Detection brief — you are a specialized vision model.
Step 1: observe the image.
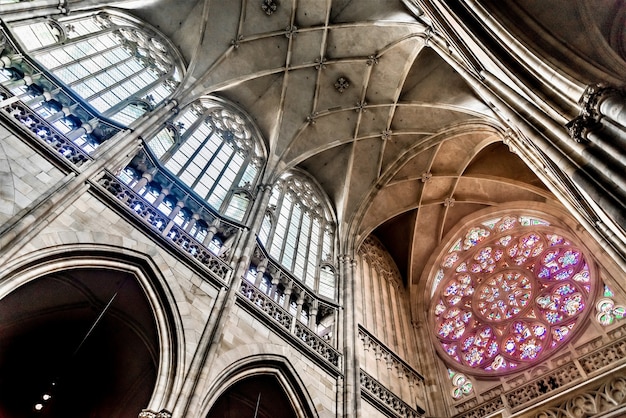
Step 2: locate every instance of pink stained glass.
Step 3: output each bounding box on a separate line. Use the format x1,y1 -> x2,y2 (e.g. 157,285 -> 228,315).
463,227 -> 490,250
430,215 -> 596,376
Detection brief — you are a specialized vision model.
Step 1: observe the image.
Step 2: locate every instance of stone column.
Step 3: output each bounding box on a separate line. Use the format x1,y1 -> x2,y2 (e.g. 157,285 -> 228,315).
151,188 -> 169,209
132,172 -> 153,193
184,213 -> 200,233
340,254 -> 360,417
282,282 -> 293,311
308,300 -> 318,330
162,200 -> 185,235
292,294 -> 305,332
202,219 -> 220,247
171,183 -> 274,417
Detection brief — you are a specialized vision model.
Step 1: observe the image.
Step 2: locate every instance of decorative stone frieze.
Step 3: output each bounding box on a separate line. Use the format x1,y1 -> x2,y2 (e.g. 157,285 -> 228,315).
533,376 -> 626,418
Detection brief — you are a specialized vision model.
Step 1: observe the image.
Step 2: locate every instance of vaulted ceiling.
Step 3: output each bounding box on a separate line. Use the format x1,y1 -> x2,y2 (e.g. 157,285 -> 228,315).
116,0 -> 620,286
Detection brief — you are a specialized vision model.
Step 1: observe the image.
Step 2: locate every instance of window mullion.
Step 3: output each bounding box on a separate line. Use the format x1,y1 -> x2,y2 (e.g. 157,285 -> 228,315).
177,127 -> 214,176
207,146 -> 237,198
161,114 -> 205,164
220,151 -> 250,211
101,70 -> 171,118
265,188 -> 284,252
193,140 -> 226,188
279,194 -> 296,266
80,61 -> 145,99
27,25 -> 111,55
41,40 -> 118,71
302,212 -> 314,287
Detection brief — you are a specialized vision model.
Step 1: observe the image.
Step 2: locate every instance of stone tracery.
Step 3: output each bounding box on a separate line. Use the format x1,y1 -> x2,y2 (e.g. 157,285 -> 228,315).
430,215 -> 596,376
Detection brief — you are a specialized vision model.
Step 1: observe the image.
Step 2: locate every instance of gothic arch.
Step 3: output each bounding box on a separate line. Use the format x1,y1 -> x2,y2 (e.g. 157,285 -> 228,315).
199,355 -> 319,418
0,245 -> 185,415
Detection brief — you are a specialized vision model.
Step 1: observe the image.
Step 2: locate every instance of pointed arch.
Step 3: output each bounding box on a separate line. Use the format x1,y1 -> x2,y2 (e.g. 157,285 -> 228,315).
199,355 -> 319,418
0,245 -> 185,414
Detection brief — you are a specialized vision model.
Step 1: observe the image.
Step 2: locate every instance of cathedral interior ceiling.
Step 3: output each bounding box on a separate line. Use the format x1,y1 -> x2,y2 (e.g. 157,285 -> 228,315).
114,0 -> 617,285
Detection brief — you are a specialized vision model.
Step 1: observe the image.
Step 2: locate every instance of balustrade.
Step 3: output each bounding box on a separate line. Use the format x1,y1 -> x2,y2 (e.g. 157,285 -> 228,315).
238,278 -> 341,369
98,170 -> 232,281
0,85 -> 92,167
360,369 -> 423,417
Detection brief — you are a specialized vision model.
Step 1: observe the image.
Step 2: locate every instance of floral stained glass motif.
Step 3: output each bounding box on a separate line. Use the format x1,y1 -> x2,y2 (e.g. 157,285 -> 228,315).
430,215 -> 595,376
448,369 -> 473,400
596,295 -> 626,326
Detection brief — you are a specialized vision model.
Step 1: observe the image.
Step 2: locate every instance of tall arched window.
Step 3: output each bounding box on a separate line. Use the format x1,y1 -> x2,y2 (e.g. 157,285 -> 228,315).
145,99 -> 265,223
260,172 -> 337,299
8,11 -> 182,124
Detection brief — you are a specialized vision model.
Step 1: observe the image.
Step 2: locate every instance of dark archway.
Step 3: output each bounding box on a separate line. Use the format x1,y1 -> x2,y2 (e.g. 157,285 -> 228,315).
0,268 -> 159,418
206,375 -> 298,418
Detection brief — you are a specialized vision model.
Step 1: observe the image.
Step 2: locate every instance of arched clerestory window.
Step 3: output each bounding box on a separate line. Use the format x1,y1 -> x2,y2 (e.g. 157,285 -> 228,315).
7,11 -> 182,125
144,98 -> 265,223
259,171 -> 337,300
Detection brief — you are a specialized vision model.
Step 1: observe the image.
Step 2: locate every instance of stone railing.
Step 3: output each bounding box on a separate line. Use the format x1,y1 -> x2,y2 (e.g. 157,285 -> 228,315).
360,369 -> 423,418
0,86 -> 92,167
240,280 -> 293,329
238,279 -> 341,369
293,322 -> 340,367
358,325 -> 424,387
97,170 -> 232,282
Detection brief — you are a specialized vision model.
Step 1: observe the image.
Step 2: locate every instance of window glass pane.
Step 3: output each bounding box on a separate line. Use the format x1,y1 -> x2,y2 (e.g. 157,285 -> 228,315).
319,266 -> 335,299
224,193 -> 249,221
282,203 -> 301,270
13,22 -> 60,51
110,102 -> 149,126
270,195 -> 292,259
259,214 -> 272,245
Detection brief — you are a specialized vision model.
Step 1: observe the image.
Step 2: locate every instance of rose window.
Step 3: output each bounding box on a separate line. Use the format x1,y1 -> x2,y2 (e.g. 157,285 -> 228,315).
430,215 -> 595,376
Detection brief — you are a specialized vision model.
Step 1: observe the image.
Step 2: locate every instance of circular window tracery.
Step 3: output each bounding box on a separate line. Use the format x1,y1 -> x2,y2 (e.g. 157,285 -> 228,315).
429,215 -> 595,376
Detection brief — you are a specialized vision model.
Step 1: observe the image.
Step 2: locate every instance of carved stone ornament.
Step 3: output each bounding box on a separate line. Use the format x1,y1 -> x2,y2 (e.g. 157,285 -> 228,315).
261,0 -> 278,15
138,409 -> 172,418
533,376 -> 626,418
334,77 -> 349,93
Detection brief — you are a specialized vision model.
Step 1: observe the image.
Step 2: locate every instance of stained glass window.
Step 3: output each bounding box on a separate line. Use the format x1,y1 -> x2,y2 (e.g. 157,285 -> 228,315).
430,215 -> 595,376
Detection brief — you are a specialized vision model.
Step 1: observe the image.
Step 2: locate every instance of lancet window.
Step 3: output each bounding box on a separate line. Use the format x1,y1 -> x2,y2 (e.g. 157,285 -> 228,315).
7,11 -> 182,125
145,100 -> 265,223
259,172 -> 337,300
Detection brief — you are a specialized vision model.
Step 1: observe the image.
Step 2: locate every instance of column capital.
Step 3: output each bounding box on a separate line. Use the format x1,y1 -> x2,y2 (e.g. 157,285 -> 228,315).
579,83 -> 624,122
338,254 -> 355,266
258,183 -> 274,193
565,115 -> 594,143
